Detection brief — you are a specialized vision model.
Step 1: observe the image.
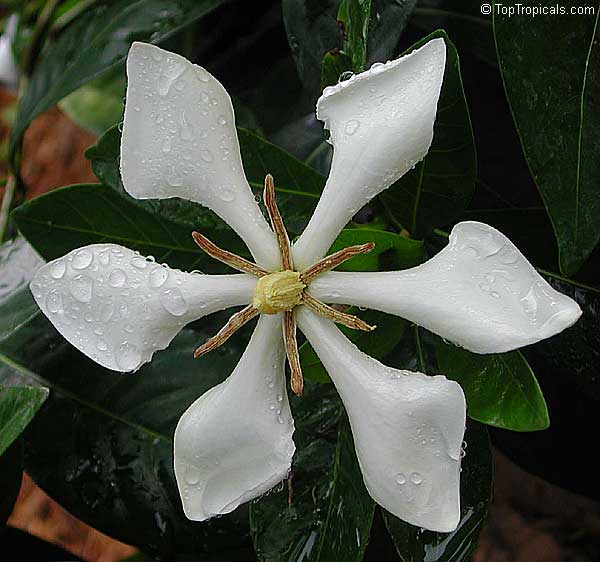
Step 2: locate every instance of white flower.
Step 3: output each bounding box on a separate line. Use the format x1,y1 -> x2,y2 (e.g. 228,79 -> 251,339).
29,39 -> 581,533
0,14 -> 19,91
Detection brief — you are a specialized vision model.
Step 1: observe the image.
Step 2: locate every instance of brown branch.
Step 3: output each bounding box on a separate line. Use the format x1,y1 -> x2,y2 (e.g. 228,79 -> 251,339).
192,231 -> 269,277
302,292 -> 376,332
300,242 -> 375,283
284,310 -> 303,396
263,174 -> 292,270
194,305 -> 259,359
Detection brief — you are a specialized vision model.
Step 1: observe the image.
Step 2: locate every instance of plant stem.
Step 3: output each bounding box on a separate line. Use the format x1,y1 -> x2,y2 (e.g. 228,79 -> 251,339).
50,0 -> 99,37
0,176 -> 16,243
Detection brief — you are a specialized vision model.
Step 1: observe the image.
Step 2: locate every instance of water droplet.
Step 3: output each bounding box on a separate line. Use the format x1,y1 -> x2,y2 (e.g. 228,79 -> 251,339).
151,49 -> 163,62
370,61 -> 386,74
108,268 -> 127,288
520,287 -> 538,317
219,188 -> 235,202
160,288 -> 188,316
479,282 -> 490,293
339,70 -> 354,82
200,91 -> 209,103
131,256 -> 147,269
70,275 -> 93,302
158,58 -> 186,96
149,267 -> 169,288
395,473 -> 406,485
217,114 -> 227,126
200,149 -> 214,162
46,290 -> 63,314
490,290 -> 500,299
116,341 -> 142,370
410,472 -> 423,485
344,119 -> 360,136
185,466 -> 200,485
174,79 -> 186,91
72,249 -> 93,270
323,86 -> 336,96
180,111 -> 193,140
162,137 -> 172,153
50,260 -> 66,279
97,249 -> 111,266
96,340 -> 108,351
196,67 -> 211,82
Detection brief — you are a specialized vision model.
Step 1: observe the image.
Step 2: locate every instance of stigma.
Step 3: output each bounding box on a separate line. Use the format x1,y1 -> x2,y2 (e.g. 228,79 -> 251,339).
253,271 -> 306,314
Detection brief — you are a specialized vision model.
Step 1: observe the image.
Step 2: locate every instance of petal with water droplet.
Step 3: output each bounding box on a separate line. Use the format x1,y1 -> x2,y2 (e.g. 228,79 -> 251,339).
121,42 -> 279,269
309,222 -> 582,353
292,39 -> 446,268
30,244 -> 256,371
297,308 -> 465,532
174,315 -> 295,520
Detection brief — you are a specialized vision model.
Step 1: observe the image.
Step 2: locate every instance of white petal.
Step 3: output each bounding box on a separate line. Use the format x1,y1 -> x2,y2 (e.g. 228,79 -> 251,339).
0,15 -> 19,90
29,244 -> 255,371
292,39 -> 446,269
174,314 -> 295,520
309,221 -> 582,353
121,42 -> 279,269
297,307 -> 465,532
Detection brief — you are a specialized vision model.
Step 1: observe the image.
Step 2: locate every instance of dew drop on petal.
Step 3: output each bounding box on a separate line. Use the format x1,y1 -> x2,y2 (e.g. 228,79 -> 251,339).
50,260 -> 66,279
395,473 -> 406,485
200,149 -> 214,162
116,341 -> 142,370
70,275 -> 93,302
45,290 -> 63,314
344,119 -> 360,136
219,188 -> 235,202
131,256 -> 148,269
108,268 -> 127,288
72,249 -> 93,270
149,267 -> 169,288
410,472 -> 423,485
184,466 -> 200,485
160,288 -> 188,316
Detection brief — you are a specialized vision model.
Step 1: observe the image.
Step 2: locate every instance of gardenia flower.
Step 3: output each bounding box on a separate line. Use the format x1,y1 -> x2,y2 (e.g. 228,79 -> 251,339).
29,40 -> 581,533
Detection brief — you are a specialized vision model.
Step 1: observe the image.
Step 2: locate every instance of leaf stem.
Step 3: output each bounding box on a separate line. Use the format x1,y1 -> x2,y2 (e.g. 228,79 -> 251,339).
0,175 -> 16,243
50,0 -> 99,37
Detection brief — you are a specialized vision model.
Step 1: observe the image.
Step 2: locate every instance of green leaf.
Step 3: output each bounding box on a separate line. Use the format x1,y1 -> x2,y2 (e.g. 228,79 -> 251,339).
10,0 -> 226,157
494,4 -> 600,275
410,0 -> 496,66
58,70 -> 125,136
436,343 -> 549,431
532,272 -> 600,401
12,183 -> 227,273
0,439 -> 22,524
0,315 -> 253,558
337,0 -> 372,72
367,0 -> 417,64
282,0 -> 342,98
86,124 -> 325,237
250,382 -> 375,562
321,49 -> 353,90
383,420 -> 492,562
300,311 -> 408,383
381,29 -> 476,237
0,386 -> 49,456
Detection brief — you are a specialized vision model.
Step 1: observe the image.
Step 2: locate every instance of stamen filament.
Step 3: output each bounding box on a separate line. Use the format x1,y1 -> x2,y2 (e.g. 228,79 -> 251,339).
194,305 -> 259,359
283,310 -> 303,396
300,242 -> 375,283
302,292 -> 376,332
192,231 -> 269,277
263,174 -> 293,270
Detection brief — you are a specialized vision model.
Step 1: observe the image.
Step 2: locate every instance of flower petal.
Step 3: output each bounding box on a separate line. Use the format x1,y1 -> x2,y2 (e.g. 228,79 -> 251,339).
309,221 -> 582,353
121,42 -> 279,269
30,244 -> 255,371
296,307 -> 465,532
292,39 -> 446,269
174,314 -> 295,520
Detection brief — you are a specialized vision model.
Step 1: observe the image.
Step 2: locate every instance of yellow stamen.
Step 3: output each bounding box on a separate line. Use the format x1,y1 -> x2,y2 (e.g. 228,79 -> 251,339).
253,270 -> 306,314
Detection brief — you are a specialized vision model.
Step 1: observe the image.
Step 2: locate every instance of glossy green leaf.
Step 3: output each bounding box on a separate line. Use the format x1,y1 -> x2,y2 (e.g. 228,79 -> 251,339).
58,70 -> 125,136
0,439 -> 22,524
338,0 -> 372,72
532,272 -> 600,401
321,50 -> 353,90
300,311 -> 408,383
494,4 -> 600,275
0,314 -> 253,558
10,0 -> 226,157
250,382 -> 375,562
410,0 -> 496,66
0,386 -> 48,456
381,30 -> 476,237
384,420 -> 492,562
86,124 -> 325,236
12,183 -> 226,273
367,0 -> 417,64
436,343 -> 549,431
282,0 -> 341,98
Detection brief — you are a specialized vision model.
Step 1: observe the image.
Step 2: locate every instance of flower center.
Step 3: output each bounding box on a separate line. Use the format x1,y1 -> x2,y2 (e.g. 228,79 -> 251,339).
253,270 -> 306,314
